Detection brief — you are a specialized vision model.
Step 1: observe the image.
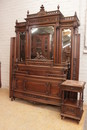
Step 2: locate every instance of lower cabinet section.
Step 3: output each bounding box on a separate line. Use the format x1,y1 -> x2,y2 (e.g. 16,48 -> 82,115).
61,104 -> 83,121
10,74 -> 64,106
10,90 -> 61,105
10,76 -> 85,123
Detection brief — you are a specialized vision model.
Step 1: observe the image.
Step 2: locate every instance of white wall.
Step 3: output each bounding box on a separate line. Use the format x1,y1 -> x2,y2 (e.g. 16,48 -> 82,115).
0,0 -> 87,103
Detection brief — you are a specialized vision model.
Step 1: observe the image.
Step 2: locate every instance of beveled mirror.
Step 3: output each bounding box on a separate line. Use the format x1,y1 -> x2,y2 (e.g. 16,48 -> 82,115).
30,26 -> 54,60
20,32 -> 26,61
62,29 -> 71,63
62,29 -> 71,79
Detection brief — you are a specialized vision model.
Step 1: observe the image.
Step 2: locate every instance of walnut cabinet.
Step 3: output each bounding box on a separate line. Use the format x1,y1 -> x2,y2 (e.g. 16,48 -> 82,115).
10,5 -> 80,106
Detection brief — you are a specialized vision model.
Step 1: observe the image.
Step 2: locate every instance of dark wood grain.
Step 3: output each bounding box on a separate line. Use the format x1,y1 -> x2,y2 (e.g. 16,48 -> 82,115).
10,5 -> 80,106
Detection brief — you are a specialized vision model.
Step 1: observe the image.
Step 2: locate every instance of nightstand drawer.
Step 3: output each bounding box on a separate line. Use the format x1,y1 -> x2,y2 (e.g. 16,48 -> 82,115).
61,105 -> 76,115
61,85 -> 82,92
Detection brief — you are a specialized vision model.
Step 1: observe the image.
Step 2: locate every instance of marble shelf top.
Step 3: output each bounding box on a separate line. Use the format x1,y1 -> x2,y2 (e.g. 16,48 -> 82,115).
61,80 -> 86,88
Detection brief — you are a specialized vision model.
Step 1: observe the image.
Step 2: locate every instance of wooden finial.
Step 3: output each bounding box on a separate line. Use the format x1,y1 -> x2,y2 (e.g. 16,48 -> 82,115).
74,12 -> 77,16
16,20 -> 18,24
40,5 -> 44,11
57,5 -> 60,10
27,10 -> 29,15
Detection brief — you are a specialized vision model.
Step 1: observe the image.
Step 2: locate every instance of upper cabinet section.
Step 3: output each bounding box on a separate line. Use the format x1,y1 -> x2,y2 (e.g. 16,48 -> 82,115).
14,5 -> 80,80
15,5 -> 80,31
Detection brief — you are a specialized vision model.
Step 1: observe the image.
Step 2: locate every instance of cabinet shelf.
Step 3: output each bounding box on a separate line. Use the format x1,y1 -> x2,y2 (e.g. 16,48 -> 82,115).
61,80 -> 85,122
63,99 -> 80,107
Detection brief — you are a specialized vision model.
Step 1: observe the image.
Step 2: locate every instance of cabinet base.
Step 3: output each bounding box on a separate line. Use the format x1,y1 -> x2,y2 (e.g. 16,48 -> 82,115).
61,111 -> 83,123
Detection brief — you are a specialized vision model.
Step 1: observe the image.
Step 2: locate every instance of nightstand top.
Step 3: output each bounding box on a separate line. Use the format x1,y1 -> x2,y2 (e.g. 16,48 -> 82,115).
61,80 -> 86,88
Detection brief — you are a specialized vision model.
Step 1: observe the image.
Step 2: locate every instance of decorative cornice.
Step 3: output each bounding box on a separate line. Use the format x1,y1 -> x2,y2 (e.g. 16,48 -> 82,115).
26,5 -> 64,20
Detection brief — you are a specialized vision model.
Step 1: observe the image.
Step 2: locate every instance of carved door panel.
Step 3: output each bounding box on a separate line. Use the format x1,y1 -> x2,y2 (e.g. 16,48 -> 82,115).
71,34 -> 80,80
25,80 -> 48,94
50,82 -> 61,97
61,105 -> 77,116
14,79 -> 24,90
14,77 -> 51,95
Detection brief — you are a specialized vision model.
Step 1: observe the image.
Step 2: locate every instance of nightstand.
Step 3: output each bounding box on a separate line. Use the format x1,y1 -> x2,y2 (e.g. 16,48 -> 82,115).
61,80 -> 85,123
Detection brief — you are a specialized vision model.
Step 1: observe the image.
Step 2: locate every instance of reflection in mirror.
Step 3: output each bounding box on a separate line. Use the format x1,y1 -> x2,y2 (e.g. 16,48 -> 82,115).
62,29 -> 71,63
31,26 -> 54,60
20,32 -> 25,61
62,29 -> 71,79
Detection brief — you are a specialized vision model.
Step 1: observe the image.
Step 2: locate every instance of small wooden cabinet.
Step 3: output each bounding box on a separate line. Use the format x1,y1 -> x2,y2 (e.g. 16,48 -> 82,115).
61,80 -> 85,122
10,5 -> 81,107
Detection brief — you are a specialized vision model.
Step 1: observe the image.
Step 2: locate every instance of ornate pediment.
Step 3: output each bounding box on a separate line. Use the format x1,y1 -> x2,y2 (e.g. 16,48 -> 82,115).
37,5 -> 47,16
26,5 -> 64,19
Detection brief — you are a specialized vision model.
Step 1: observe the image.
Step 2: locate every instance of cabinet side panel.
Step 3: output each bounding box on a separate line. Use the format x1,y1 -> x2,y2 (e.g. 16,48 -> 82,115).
9,37 -> 16,97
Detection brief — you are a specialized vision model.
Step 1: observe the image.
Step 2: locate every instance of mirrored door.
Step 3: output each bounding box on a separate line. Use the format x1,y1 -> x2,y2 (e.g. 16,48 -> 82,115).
31,26 -> 54,60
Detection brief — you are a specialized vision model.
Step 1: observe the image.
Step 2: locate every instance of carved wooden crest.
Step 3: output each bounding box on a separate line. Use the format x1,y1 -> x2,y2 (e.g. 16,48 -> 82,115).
37,5 -> 47,16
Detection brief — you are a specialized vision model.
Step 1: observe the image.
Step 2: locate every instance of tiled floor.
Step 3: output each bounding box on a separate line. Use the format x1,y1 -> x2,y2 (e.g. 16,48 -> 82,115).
0,88 -> 86,130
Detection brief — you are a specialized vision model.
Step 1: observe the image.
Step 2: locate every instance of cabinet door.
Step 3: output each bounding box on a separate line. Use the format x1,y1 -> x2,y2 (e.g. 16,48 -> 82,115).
71,34 -> 80,80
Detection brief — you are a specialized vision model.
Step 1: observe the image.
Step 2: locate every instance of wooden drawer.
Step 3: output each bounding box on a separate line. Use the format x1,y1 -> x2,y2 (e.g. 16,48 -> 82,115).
61,105 -> 77,116
61,85 -> 82,92
61,104 -> 83,120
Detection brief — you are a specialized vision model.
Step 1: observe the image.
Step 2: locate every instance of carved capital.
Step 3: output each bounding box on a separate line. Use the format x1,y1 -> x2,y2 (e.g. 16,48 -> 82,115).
56,23 -> 60,29
15,29 -> 17,33
26,26 -> 29,32
73,22 -> 78,28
